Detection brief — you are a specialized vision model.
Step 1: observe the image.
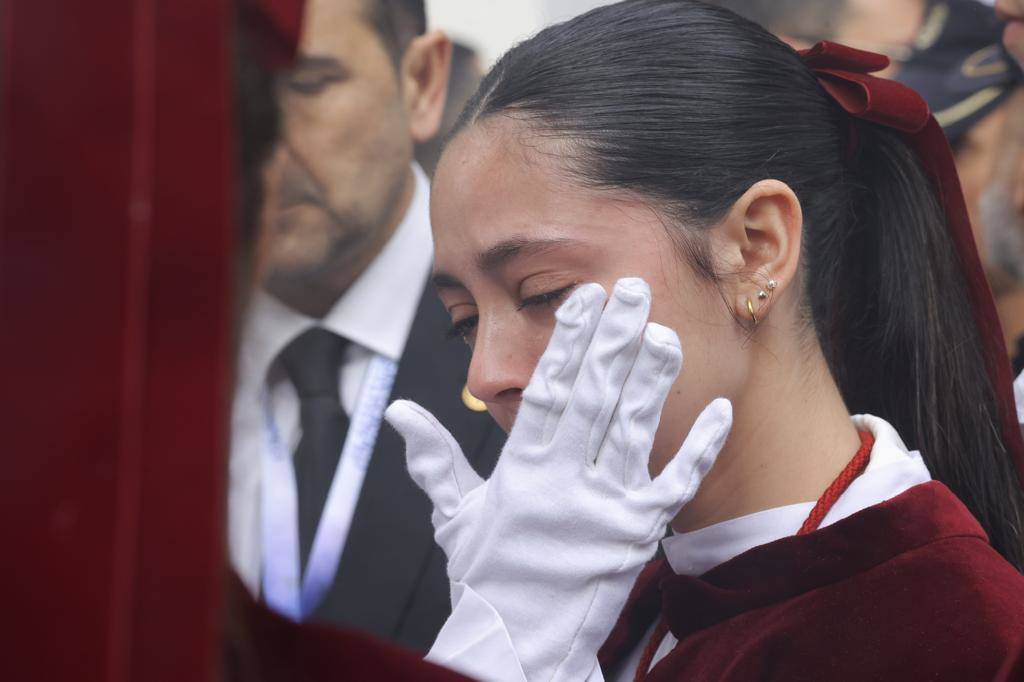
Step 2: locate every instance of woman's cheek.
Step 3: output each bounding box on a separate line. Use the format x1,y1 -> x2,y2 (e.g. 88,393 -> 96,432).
649,387 -> 691,476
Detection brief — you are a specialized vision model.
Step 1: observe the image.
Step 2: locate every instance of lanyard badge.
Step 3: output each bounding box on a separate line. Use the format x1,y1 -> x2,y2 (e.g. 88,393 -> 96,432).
260,354 -> 399,619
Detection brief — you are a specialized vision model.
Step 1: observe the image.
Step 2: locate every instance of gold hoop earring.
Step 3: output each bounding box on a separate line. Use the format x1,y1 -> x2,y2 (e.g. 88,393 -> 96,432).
747,298 -> 758,326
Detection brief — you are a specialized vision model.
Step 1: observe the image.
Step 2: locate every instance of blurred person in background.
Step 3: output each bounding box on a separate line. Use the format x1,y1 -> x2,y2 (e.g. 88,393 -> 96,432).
997,0 -> 1024,62
982,89 -> 1024,367
706,0 -> 926,75
415,41 -> 483,177
715,0 -> 1024,358
890,3 -> 1024,369
229,0 -> 502,651
992,1 -> 1024,368
893,1 -> 1021,277
224,11 -> 472,678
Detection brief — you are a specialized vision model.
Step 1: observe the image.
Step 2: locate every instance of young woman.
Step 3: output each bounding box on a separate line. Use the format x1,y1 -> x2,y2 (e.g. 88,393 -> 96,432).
385,1 -> 1024,679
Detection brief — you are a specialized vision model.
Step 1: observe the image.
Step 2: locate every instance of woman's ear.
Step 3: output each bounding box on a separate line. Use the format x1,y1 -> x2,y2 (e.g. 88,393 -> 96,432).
400,30 -> 452,144
708,179 -> 803,326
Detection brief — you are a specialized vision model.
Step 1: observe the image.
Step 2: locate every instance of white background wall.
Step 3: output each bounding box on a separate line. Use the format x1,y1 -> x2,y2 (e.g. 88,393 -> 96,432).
425,0 -> 997,68
426,0 -> 613,67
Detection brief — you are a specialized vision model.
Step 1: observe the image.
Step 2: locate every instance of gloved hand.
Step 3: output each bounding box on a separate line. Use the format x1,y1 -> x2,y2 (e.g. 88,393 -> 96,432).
385,278 -> 732,682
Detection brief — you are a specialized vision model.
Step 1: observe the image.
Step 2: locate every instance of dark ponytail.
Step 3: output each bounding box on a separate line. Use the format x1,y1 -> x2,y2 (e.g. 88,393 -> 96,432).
821,121 -> 1024,568
450,0 -> 1024,568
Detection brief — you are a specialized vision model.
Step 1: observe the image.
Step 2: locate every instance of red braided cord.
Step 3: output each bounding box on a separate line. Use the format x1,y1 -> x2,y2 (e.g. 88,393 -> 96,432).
797,431 -> 875,536
634,618 -> 670,682
634,430 -> 875,679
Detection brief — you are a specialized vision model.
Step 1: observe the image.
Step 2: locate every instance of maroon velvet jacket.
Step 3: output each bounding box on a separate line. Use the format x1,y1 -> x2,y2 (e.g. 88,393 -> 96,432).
599,482 -> 1024,681
223,571 -> 471,682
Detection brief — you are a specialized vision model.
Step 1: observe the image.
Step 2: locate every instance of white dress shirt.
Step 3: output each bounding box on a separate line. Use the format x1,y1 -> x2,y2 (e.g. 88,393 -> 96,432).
228,164 -> 433,593
613,414 -> 934,680
428,414 -> 934,682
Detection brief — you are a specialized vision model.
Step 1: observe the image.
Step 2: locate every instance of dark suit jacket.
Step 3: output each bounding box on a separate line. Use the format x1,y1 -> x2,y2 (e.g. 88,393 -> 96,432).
307,281 -> 504,651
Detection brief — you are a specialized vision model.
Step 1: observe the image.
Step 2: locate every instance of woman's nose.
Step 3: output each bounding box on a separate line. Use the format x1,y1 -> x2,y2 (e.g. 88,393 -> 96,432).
465,324 -> 535,411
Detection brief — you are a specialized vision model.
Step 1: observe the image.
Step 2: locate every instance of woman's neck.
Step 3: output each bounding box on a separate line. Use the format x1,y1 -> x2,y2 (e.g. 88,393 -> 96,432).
671,338 -> 862,533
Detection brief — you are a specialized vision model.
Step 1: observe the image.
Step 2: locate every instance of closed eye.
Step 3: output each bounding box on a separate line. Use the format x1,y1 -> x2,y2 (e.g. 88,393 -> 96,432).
444,284 -> 577,341
283,72 -> 344,95
445,315 -> 479,340
516,284 -> 578,311
281,55 -> 349,95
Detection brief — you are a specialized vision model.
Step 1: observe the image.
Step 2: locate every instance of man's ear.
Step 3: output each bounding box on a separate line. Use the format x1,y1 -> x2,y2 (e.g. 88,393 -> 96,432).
707,179 -> 803,324
400,29 -> 452,144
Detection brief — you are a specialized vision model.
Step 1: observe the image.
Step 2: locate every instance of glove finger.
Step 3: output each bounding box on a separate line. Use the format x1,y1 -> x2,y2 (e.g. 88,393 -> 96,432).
597,322 -> 682,489
432,484 -> 486,578
515,282 -> 607,446
384,399 -> 482,518
650,398 -> 732,512
557,278 -> 650,462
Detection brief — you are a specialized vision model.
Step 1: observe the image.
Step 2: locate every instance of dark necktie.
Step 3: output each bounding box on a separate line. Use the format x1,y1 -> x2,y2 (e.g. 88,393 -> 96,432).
278,327 -> 349,573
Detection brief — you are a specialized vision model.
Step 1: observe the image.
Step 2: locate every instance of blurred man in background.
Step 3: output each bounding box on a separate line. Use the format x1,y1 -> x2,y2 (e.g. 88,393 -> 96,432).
715,0 -> 1024,364
994,0 -> 1024,363
415,41 -> 483,177
707,0 -> 925,75
230,0 -> 502,651
997,0 -> 1024,62
985,89 -> 1024,368
893,1 -> 1021,261
892,1 -> 1019,280
889,2 -> 1024,367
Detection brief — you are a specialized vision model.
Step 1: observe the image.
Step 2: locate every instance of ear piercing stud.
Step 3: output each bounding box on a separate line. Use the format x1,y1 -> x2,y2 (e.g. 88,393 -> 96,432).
748,276 -> 777,326
757,277 -> 778,300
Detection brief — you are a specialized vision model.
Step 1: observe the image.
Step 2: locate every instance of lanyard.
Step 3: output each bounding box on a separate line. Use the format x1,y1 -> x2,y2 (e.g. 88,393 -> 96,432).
260,353 -> 399,620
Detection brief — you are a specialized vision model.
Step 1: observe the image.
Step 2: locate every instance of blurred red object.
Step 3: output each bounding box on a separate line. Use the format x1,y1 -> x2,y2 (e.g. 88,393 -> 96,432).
241,0 -> 306,69
0,0 -> 234,680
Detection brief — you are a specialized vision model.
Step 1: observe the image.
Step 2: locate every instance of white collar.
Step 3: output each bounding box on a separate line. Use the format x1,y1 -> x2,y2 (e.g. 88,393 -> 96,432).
237,163 -> 433,389
662,415 -> 933,577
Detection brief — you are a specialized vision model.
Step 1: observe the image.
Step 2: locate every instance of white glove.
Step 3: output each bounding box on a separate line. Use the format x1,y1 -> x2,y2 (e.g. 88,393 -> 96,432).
386,278 -> 732,682
1015,368 -> 1024,426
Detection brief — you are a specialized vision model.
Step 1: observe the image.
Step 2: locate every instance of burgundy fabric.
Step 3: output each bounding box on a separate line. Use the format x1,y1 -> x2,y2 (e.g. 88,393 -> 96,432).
240,0 -> 306,69
598,560 -> 673,672
632,432 -> 875,681
223,571 -> 472,681
601,482 -> 1024,681
799,41 -> 1024,491
996,634 -> 1024,682
800,42 -> 930,133
1,1 -> 233,680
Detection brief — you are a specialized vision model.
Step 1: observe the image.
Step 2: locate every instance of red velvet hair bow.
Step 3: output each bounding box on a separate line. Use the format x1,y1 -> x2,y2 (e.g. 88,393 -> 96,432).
798,41 -> 1024,489
799,41 -> 930,133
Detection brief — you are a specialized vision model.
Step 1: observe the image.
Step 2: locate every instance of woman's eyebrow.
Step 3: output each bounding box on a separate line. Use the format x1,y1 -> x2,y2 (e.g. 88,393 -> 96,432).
476,237 -> 579,272
432,237 -> 584,290
430,272 -> 465,291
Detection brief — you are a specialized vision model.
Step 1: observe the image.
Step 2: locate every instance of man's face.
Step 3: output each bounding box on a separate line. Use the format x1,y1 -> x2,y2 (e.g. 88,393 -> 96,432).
833,0 -> 924,77
260,0 -> 414,300
954,105 -> 1008,260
